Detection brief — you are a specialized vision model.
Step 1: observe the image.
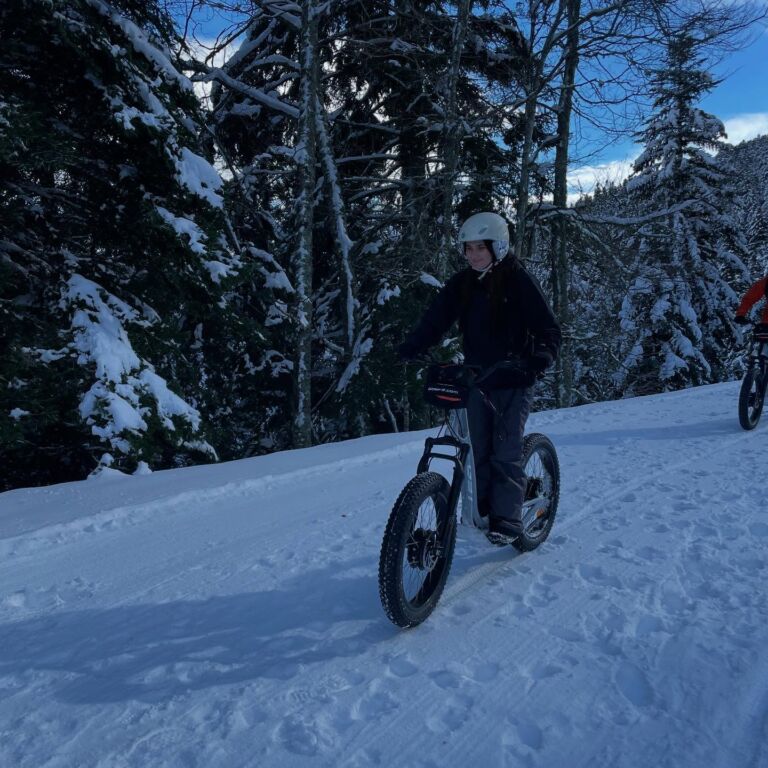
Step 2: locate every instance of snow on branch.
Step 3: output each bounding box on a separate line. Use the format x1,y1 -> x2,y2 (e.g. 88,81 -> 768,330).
64,275 -> 209,457
85,0 -> 194,93
198,68 -> 300,119
336,334 -> 373,393
155,206 -> 207,254
546,200 -> 702,226
314,97 -> 355,347
170,147 -> 224,208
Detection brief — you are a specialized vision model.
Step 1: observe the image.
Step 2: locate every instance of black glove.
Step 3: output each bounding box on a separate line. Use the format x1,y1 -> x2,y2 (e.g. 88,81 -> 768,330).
734,315 -> 749,326
528,348 -> 554,372
397,340 -> 419,361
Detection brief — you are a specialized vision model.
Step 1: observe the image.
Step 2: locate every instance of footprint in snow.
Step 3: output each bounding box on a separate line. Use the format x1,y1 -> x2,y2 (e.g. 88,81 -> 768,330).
740,556 -> 765,573
426,693 -> 474,734
635,614 -> 665,638
430,668 -> 462,690
523,582 -> 555,609
578,564 -> 623,590
694,523 -> 718,539
342,670 -> 366,687
614,661 -> 654,708
275,715 -> 332,757
598,542 -> 622,557
387,655 -> 418,678
636,545 -> 664,563
507,716 -> 544,750
449,602 -> 472,617
660,589 -> 693,617
511,602 -> 535,619
598,603 -> 629,633
350,689 -> 399,721
467,661 -> 499,683
549,624 -> 584,643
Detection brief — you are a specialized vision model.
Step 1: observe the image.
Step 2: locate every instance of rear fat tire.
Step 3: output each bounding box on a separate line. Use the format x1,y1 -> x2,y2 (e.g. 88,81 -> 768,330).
739,367 -> 764,430
378,472 -> 455,628
514,433 -> 560,553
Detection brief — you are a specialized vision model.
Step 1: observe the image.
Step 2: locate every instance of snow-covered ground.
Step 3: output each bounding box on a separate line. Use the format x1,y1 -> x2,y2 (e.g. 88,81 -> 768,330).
1,381 -> 767,768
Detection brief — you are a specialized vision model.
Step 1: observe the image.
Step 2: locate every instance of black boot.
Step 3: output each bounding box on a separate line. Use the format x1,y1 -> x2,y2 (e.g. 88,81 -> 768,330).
486,517 -> 522,546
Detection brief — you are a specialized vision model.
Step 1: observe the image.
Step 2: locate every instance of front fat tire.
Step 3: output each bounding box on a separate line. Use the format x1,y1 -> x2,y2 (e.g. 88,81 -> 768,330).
739,368 -> 764,430
378,472 -> 455,628
514,433 -> 560,553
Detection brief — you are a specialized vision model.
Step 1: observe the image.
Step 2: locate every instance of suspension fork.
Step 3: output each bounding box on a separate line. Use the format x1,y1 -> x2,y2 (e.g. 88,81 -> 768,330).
417,435 -> 470,522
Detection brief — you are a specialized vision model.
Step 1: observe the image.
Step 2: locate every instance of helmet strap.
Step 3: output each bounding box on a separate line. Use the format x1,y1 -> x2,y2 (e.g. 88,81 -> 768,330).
475,264 -> 493,280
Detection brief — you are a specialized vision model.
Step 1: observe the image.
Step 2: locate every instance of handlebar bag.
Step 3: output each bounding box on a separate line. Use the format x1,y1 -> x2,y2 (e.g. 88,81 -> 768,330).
424,364 -> 475,408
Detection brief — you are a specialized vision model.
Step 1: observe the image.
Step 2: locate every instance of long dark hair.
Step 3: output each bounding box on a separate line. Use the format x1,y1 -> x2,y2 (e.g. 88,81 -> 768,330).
459,241 -> 516,335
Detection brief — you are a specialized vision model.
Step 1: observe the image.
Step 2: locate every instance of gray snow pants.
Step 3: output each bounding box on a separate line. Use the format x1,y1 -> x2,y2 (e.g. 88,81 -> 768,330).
466,386 -> 533,524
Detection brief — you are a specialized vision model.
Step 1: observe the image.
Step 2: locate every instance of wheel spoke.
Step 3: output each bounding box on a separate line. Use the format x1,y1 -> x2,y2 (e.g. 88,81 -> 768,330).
523,445 -> 556,538
400,495 -> 444,605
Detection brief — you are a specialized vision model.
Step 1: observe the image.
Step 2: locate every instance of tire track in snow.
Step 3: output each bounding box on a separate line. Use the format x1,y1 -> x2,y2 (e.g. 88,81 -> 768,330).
437,423 -> 753,611
335,420 -> 764,767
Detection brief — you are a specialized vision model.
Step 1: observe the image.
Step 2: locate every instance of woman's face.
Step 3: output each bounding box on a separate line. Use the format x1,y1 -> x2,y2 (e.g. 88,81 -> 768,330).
464,241 -> 493,271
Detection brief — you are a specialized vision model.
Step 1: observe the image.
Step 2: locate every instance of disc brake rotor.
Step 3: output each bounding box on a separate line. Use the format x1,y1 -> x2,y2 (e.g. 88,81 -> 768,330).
407,528 -> 439,571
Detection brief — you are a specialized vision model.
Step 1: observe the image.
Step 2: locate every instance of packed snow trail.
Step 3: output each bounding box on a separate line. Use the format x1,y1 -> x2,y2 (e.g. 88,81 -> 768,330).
1,381 -> 767,768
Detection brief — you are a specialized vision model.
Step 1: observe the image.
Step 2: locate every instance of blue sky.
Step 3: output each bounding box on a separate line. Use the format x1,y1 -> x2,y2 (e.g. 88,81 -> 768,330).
703,26 -> 768,133
567,25 -> 768,198
180,6 -> 768,198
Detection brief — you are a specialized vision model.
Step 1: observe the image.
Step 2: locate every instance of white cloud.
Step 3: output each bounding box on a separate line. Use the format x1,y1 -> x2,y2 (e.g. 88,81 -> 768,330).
722,112 -> 768,145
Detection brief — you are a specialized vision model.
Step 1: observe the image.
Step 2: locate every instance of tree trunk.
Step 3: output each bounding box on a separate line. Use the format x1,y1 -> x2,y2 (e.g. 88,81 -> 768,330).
551,0 -> 580,407
438,0 -> 473,281
292,0 -> 320,448
514,84 -> 538,263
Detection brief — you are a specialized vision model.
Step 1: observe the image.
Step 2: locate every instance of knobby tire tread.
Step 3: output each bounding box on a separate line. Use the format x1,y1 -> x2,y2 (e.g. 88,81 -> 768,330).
739,368 -> 763,431
513,433 -> 560,553
378,471 -> 455,628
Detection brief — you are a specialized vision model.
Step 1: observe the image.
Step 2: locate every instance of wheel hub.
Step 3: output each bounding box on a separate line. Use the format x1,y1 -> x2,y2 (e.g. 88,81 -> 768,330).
525,477 -> 542,501
407,528 -> 439,571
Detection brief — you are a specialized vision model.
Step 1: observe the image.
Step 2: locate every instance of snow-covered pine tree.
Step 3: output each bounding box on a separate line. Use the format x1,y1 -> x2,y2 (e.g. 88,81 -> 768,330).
615,30 -> 750,396
720,134 -> 768,276
206,2 -> 346,448
207,1 -> 440,442
207,1 -> 532,443
0,0 -> 248,489
560,181 -> 644,405
326,1 -> 533,434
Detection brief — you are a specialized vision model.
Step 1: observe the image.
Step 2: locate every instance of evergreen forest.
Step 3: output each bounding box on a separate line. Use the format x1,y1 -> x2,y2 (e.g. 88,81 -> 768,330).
2,0 -> 767,490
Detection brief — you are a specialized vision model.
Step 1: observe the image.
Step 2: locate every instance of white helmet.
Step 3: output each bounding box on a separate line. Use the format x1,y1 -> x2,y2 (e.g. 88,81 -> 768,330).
457,212 -> 510,261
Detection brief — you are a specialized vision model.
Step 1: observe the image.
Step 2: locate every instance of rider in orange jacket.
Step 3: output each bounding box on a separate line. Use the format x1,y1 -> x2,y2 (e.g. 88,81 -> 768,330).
735,276 -> 768,326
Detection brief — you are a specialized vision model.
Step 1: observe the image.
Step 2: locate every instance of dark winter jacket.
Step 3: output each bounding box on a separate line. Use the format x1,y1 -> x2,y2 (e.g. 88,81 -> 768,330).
736,276 -> 768,324
402,258 -> 561,387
